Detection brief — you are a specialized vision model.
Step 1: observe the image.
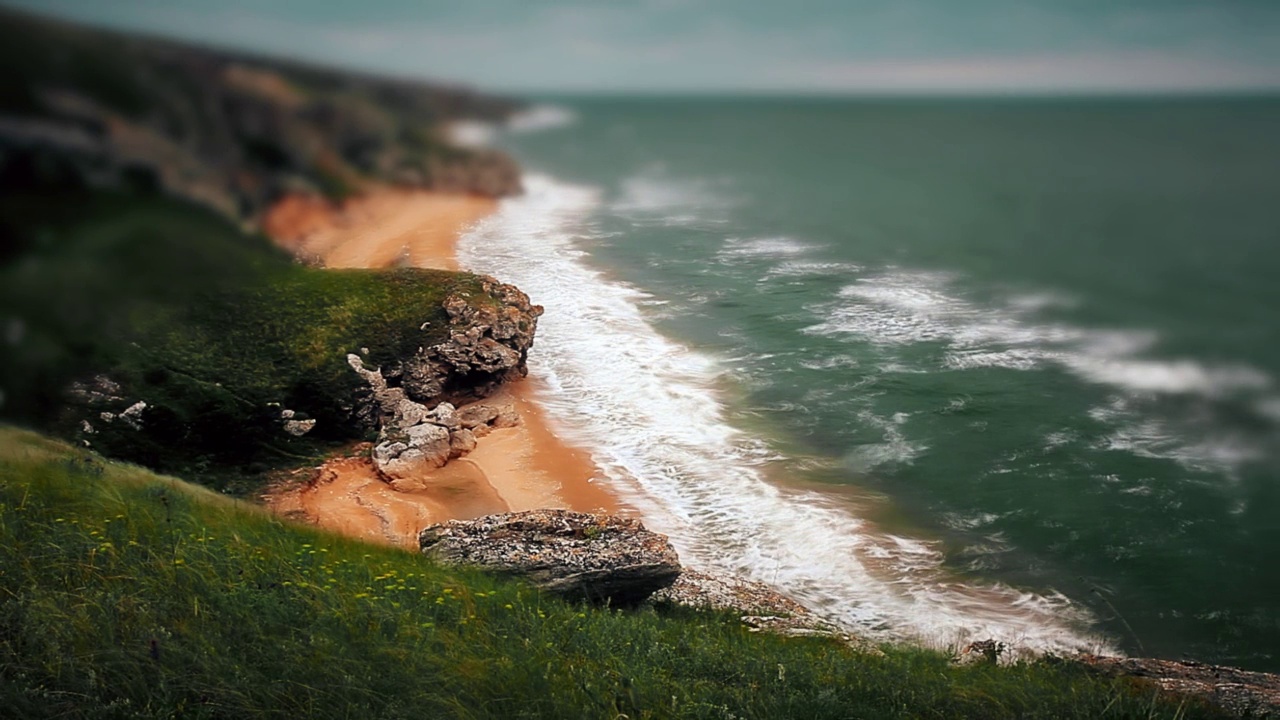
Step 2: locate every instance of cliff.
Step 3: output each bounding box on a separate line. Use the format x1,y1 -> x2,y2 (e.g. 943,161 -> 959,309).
0,6 -> 523,229
0,8 -> 540,492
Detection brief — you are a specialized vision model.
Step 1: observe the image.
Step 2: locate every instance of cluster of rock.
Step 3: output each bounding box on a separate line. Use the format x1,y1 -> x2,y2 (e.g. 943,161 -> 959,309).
68,376 -> 149,439
343,276 -> 542,482
369,399 -> 519,485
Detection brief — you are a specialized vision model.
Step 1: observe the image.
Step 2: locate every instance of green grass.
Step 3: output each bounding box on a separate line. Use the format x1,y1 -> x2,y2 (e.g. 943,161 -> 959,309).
0,427 -> 1221,719
0,189 -> 492,492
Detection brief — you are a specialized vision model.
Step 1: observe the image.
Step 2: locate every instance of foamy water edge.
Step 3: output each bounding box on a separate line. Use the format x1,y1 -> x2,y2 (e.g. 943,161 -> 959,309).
459,173 -> 1117,657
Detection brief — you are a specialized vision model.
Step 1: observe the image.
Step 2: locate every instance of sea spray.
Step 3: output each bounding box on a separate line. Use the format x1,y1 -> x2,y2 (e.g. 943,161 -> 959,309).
459,173 -> 1115,656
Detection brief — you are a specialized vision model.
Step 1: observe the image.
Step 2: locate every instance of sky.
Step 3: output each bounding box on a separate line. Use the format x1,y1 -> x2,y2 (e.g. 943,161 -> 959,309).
6,0 -> 1280,94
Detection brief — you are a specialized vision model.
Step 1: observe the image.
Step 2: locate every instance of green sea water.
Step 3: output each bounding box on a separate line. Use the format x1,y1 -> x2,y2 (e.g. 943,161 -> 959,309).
467,97 -> 1280,669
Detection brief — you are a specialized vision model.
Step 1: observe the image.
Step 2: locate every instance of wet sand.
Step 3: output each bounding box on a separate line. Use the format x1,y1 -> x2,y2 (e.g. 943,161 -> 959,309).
263,190 -> 624,546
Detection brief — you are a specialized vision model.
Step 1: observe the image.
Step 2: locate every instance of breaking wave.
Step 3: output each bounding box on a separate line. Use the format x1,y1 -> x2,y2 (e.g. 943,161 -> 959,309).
459,173 -> 1116,656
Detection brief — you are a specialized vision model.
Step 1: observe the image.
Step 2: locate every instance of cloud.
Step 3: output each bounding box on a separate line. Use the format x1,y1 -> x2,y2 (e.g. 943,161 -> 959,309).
9,0 -> 1280,93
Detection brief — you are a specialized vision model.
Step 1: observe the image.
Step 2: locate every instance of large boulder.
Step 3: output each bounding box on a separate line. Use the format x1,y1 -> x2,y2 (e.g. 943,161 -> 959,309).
1078,655 -> 1280,718
418,510 -> 681,605
648,569 -> 856,641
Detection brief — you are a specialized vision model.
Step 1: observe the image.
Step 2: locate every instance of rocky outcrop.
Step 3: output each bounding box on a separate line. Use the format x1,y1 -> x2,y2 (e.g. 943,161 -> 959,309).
1078,655 -> 1280,718
419,510 -> 681,605
346,275 -> 541,482
348,276 -> 541,428
400,278 -> 543,406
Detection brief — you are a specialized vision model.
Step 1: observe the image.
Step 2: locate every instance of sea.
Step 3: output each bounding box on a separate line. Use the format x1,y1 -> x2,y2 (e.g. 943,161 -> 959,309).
457,97 -> 1280,670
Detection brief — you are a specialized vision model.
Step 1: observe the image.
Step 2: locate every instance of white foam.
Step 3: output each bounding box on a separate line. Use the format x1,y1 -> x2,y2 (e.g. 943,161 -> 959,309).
611,168 -> 737,222
764,260 -> 862,279
806,271 -> 1274,475
459,173 -> 1114,656
1063,358 -> 1270,396
717,237 -> 818,260
506,104 -> 577,133
1092,397 -> 1267,477
807,271 -> 1272,399
843,409 -> 926,470
447,120 -> 497,148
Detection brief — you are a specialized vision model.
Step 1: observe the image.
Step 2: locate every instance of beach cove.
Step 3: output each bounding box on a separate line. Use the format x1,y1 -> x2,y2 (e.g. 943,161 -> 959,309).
262,189 -> 622,548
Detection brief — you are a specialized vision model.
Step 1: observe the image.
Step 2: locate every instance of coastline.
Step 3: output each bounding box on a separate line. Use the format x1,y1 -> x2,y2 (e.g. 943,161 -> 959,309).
264,190 -> 624,547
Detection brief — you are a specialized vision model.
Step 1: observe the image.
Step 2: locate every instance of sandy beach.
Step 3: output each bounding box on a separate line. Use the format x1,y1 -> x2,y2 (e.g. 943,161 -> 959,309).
264,190 -> 622,547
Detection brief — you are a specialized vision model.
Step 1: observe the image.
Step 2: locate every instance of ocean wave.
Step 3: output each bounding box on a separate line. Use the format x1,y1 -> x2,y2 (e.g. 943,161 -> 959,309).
611,167 -> 737,222
459,172 -> 1115,657
764,260 -> 863,279
806,270 -> 1272,399
1090,397 -> 1268,477
805,270 -> 1274,475
717,236 -> 819,260
507,104 -> 577,133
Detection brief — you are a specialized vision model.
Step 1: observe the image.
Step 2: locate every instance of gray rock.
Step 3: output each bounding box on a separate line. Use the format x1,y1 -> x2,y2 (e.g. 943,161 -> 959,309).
1078,655 -> 1280,718
493,405 -> 521,428
345,277 -> 540,429
283,418 -> 317,436
419,510 -> 681,605
118,401 -> 147,430
373,423 -> 452,479
456,403 -> 499,429
648,568 -> 810,617
392,398 -> 429,428
647,569 -> 871,646
448,427 -> 477,458
423,401 -> 459,430
399,278 -> 543,406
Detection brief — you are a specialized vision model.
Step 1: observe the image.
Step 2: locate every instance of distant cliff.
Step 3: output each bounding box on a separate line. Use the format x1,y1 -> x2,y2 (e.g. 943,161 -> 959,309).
0,7 -> 524,228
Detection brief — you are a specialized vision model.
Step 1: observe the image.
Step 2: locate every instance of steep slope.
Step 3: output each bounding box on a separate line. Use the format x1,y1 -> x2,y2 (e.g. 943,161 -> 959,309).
0,427 -> 1216,719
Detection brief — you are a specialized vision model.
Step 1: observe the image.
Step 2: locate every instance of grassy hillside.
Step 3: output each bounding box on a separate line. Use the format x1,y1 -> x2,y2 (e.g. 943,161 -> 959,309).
0,187 -> 491,492
0,427 -> 1220,719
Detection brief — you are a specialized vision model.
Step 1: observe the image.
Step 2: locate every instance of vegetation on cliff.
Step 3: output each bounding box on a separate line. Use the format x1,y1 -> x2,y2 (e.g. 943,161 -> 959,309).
0,6 -> 523,227
0,428 -> 1221,719
0,185 -> 513,491
0,7 -> 541,492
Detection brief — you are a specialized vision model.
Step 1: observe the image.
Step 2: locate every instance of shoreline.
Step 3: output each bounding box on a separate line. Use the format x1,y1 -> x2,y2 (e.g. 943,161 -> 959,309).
263,189 -> 626,547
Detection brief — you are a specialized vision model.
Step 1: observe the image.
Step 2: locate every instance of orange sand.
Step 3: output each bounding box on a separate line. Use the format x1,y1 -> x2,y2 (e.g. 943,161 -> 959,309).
263,190 -> 496,270
262,191 -> 624,546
